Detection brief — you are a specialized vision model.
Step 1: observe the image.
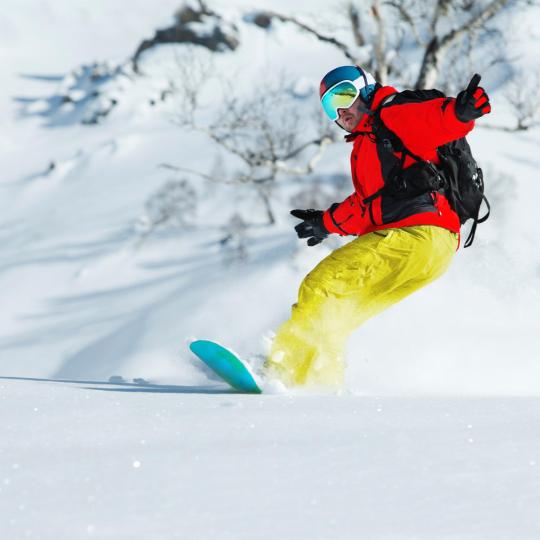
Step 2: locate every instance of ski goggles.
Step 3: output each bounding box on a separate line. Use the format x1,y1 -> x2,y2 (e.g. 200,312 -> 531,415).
321,79 -> 374,121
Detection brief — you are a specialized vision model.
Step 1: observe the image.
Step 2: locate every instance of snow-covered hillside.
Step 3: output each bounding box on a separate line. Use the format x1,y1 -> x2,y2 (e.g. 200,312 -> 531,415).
1,1 -> 540,538
1,0 -> 539,393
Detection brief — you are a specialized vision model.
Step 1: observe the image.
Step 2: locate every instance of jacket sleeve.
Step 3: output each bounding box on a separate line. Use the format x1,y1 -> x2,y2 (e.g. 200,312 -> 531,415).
322,193 -> 371,236
381,98 -> 474,155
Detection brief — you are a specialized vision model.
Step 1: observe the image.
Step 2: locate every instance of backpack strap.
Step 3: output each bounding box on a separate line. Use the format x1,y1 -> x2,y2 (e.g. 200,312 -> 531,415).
477,194 -> 491,223
371,95 -> 426,162
463,195 -> 490,248
363,94 -> 437,205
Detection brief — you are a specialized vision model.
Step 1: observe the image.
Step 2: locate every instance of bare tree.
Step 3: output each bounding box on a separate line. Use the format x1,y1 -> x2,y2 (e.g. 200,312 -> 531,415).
220,213 -> 249,265
504,71 -> 540,131
415,0 -> 513,88
248,10 -> 357,63
138,178 -> 197,243
164,50 -> 336,226
247,0 -> 519,89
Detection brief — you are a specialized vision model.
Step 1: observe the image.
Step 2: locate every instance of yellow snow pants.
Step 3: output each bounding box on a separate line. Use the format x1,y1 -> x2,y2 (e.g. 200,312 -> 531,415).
264,225 -> 458,387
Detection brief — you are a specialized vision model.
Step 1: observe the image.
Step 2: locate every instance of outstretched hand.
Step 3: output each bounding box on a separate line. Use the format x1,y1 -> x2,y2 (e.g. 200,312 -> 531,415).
455,73 -> 491,123
290,209 -> 329,247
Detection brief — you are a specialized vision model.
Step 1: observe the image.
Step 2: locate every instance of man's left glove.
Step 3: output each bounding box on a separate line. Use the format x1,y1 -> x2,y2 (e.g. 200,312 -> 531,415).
290,209 -> 329,246
455,74 -> 491,122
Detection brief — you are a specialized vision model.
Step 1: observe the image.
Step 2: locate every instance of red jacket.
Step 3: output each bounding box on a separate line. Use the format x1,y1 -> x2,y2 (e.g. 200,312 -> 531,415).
322,85 -> 474,241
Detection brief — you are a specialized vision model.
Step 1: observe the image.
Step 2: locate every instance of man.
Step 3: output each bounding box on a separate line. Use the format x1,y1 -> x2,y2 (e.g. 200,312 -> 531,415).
264,65 -> 491,388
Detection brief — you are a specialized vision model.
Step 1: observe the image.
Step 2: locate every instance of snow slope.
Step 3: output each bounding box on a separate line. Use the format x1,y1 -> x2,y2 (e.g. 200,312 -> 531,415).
2,378 -> 540,540
1,2 -> 540,538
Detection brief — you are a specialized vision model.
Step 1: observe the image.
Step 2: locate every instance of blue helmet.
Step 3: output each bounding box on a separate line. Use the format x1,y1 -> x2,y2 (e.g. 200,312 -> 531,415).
319,65 -> 377,121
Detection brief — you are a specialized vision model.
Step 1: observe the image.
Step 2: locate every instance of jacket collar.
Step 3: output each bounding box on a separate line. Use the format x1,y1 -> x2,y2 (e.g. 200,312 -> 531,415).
370,85 -> 399,110
347,85 -> 398,138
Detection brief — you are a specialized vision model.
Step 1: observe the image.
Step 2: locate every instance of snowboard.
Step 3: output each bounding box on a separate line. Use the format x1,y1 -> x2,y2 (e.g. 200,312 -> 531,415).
189,339 -> 262,394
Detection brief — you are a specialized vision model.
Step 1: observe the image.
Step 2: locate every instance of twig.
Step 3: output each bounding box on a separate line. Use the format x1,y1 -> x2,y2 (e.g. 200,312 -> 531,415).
261,10 -> 357,62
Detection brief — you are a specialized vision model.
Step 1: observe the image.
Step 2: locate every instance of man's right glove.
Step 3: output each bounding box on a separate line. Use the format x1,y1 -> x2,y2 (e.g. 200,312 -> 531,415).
290,209 -> 329,246
455,73 -> 491,122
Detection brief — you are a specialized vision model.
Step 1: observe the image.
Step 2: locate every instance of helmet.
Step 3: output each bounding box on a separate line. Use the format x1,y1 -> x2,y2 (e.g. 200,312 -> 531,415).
319,65 -> 377,121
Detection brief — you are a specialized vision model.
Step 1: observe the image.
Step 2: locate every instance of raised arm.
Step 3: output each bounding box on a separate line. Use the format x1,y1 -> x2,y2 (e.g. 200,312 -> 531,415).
382,75 -> 491,155
381,97 -> 474,155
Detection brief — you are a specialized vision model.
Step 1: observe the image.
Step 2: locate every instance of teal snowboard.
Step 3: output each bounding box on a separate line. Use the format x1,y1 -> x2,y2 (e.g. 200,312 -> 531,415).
189,340 -> 262,394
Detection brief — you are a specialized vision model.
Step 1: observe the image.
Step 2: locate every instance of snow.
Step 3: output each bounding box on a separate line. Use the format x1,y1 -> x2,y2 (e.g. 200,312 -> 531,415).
1,0 -> 540,537
2,378 -> 540,540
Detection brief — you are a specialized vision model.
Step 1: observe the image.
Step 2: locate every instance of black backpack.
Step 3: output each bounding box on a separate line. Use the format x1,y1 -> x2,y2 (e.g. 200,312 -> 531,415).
367,89 -> 490,248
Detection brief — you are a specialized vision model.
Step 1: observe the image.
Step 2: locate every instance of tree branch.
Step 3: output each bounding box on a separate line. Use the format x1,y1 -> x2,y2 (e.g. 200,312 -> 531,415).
372,0 -> 388,84
347,2 -> 366,47
416,0 -> 512,88
383,0 -> 423,46
260,11 -> 357,62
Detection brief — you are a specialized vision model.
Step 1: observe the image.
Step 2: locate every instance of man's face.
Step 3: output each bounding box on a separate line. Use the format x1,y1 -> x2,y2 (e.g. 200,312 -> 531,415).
336,96 -> 366,132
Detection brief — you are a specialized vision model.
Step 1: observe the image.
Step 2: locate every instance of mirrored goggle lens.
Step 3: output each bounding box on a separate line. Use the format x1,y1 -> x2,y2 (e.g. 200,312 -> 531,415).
321,82 -> 358,121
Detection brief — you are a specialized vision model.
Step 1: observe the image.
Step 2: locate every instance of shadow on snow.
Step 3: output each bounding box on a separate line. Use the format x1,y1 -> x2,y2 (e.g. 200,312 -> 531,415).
0,375 -> 237,395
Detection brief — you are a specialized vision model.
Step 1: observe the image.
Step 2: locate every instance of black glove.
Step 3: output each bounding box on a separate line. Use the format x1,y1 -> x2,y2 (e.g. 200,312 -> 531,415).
290,209 -> 329,246
455,73 -> 491,123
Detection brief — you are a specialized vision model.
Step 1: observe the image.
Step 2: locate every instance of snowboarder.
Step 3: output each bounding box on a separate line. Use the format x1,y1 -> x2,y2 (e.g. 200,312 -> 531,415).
264,65 -> 491,388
